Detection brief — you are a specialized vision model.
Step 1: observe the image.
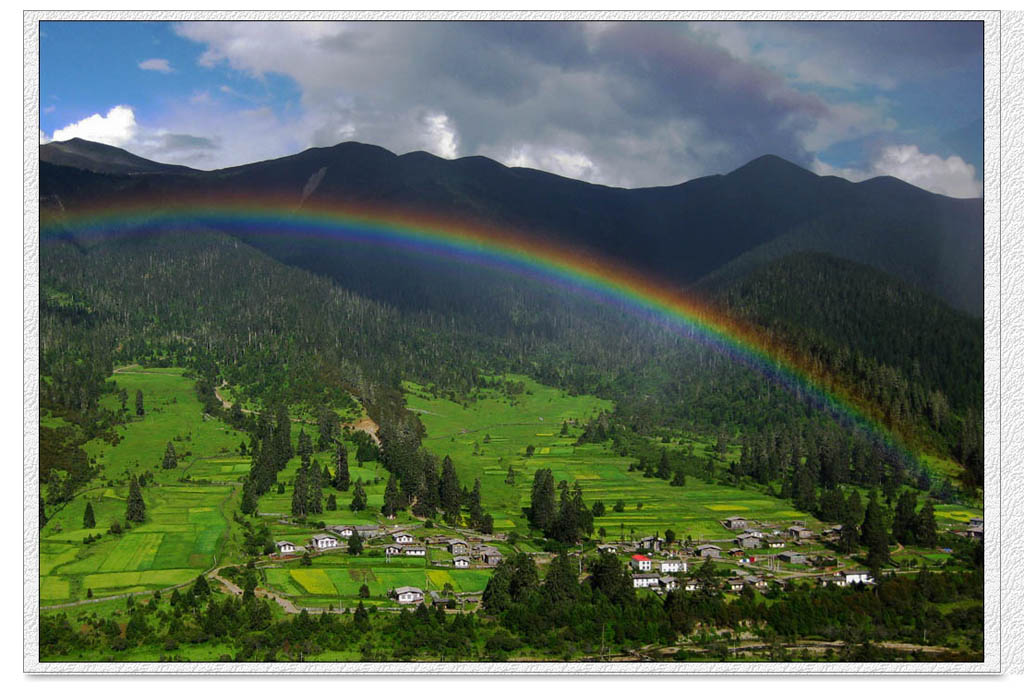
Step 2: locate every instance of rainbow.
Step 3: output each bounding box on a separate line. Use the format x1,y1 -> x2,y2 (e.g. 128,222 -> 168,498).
40,195 -> 911,459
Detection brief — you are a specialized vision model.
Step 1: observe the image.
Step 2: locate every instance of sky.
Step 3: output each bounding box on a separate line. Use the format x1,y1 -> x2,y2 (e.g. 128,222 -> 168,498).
38,20 -> 985,197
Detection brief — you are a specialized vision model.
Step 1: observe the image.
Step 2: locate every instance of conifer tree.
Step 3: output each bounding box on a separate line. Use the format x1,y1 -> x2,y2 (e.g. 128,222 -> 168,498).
83,501 -> 95,529
135,390 -> 144,417
916,499 -> 939,547
125,476 -> 145,523
892,490 -> 919,544
297,429 -> 313,461
162,441 -> 178,470
347,530 -> 363,555
291,464 -> 308,517
382,474 -> 401,517
529,468 -> 556,531
334,441 -> 350,491
439,456 -> 461,522
240,478 -> 258,515
349,478 -> 367,512
861,489 -> 890,577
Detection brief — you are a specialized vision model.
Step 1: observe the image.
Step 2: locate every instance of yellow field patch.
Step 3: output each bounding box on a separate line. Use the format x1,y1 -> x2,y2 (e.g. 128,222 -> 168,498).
535,433 -> 554,437
936,510 -> 977,522
704,504 -> 749,512
290,568 -> 338,595
539,447 -> 550,454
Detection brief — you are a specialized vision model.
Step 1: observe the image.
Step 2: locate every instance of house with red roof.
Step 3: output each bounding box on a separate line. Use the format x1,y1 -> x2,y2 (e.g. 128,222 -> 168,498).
630,554 -> 652,572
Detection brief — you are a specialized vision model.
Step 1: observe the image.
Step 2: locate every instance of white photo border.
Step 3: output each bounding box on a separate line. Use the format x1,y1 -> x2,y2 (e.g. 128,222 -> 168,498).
23,8 -> 1007,674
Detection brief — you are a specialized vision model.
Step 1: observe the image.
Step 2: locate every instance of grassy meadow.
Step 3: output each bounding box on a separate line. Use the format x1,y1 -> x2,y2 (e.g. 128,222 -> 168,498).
403,376 -> 817,540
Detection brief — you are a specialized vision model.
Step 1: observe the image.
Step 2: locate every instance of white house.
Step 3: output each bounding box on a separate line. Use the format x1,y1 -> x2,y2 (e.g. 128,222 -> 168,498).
447,539 -> 469,554
841,569 -> 875,585
276,540 -> 297,554
402,545 -> 427,557
393,531 -> 415,544
659,559 -> 686,573
726,577 -> 745,591
331,525 -> 355,538
630,554 -> 652,572
393,586 -> 425,604
683,580 -> 699,592
384,544 -> 402,556
453,556 -> 470,569
695,544 -> 721,559
659,576 -> 679,592
788,526 -> 813,540
311,534 -> 338,550
632,573 -> 660,589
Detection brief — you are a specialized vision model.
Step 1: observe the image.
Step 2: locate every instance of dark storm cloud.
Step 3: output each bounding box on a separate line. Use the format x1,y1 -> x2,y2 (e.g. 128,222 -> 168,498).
171,20 -> 982,189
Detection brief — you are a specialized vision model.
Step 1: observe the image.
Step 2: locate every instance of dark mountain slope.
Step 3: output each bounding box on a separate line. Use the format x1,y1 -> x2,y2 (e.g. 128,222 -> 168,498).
704,251 -> 982,459
700,176 -> 984,314
40,138 -> 198,175
39,141 -> 983,315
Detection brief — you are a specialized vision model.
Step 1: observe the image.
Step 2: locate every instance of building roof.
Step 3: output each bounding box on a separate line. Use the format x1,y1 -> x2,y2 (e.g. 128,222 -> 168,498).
725,516 -> 746,521
633,573 -> 660,580
311,533 -> 335,541
276,540 -> 295,547
779,551 -> 804,558
631,554 -> 650,561
394,586 -> 424,596
447,538 -> 468,545
696,544 -> 720,551
842,569 -> 871,576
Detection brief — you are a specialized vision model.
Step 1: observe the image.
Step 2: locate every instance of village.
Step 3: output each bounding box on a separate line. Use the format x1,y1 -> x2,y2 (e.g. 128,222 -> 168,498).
254,512 -> 983,610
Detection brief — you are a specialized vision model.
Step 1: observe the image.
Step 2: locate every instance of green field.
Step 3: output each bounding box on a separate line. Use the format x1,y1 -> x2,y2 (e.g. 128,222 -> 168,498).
40,367 -> 240,604
261,553 -> 493,608
403,376 -> 818,539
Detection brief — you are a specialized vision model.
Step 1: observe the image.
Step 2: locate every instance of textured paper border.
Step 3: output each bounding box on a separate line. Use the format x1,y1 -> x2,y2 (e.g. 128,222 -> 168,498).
23,8 -> 1006,674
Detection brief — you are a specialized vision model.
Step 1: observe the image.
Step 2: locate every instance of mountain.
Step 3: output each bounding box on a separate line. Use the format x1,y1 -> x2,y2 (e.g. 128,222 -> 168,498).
38,140 -> 983,315
40,138 -> 199,175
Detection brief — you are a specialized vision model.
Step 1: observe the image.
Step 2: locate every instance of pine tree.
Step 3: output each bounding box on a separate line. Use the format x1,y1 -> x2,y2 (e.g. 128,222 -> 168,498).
350,478 -> 367,512
83,501 -> 95,529
529,468 -> 556,531
306,461 -> 323,514
334,442 -> 350,491
297,429 -> 313,461
657,449 -> 672,480
291,464 -> 308,517
125,476 -> 145,523
162,441 -> 178,470
439,456 -> 461,523
861,489 -> 890,578
916,500 -> 938,547
240,478 -> 258,515
135,390 -> 144,417
347,531 -> 363,555
382,474 -> 401,517
326,494 -> 337,511
892,490 -> 918,544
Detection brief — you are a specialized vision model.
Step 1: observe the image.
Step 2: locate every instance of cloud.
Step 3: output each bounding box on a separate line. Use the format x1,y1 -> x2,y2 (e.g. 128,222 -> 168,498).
138,58 -> 173,73
50,105 -> 138,148
421,112 -> 458,159
812,145 -> 982,198
170,21 -> 841,186
46,105 -> 227,167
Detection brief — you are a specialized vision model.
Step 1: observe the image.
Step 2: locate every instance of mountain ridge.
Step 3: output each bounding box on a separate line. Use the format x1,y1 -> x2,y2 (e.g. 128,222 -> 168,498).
39,138 -> 984,315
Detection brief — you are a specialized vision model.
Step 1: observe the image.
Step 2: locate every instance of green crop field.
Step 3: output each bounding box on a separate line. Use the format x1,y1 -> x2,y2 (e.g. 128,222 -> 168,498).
39,367 -> 240,605
403,376 -> 818,539
261,552 -> 494,608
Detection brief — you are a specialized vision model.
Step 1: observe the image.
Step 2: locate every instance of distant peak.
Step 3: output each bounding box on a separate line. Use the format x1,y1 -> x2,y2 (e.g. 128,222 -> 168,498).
727,154 -> 817,179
